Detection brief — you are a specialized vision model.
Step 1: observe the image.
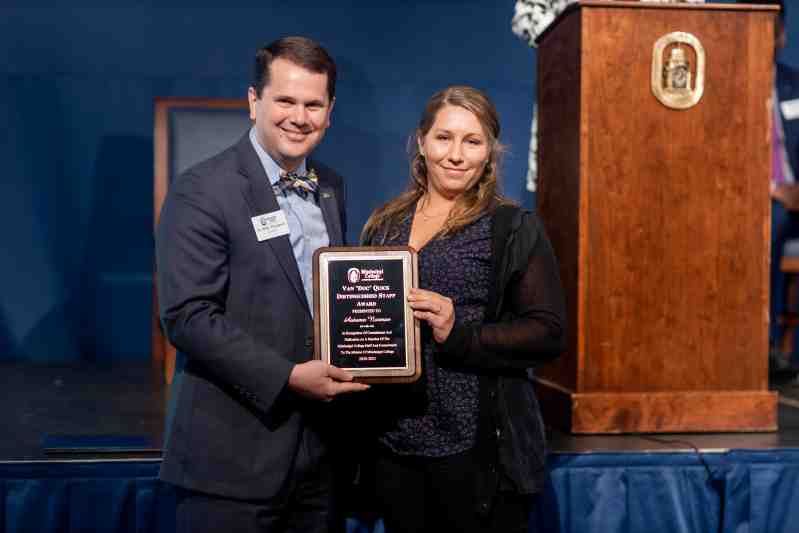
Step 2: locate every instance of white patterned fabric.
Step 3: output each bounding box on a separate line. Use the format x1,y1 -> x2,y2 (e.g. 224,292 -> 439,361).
512,0 -> 575,48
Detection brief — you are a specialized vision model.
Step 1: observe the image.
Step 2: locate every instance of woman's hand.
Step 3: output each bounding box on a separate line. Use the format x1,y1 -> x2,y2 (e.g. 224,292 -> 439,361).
407,288 -> 455,343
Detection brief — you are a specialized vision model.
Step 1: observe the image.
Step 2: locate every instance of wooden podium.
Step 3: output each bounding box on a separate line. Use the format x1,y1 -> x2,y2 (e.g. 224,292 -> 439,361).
535,2 -> 779,433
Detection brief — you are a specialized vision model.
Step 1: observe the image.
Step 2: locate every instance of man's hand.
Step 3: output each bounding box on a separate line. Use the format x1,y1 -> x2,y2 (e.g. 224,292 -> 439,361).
288,360 -> 370,402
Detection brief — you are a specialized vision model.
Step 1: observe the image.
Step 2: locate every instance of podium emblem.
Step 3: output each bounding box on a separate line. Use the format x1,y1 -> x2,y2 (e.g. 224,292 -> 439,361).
651,32 -> 705,110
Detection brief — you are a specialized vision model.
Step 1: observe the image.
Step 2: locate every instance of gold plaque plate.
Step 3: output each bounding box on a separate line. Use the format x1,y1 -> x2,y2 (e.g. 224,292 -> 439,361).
652,31 -> 705,110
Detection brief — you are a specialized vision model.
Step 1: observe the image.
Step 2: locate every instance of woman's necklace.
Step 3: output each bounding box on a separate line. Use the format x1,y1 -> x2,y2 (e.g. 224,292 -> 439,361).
417,209 -> 449,220
417,197 -> 452,220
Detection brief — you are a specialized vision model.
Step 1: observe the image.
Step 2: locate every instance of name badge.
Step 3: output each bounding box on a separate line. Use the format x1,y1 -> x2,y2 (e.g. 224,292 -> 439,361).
251,210 -> 290,242
781,98 -> 799,121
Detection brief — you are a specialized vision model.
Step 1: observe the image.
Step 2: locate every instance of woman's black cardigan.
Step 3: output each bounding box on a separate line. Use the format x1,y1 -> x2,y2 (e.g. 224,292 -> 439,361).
361,203 -> 566,516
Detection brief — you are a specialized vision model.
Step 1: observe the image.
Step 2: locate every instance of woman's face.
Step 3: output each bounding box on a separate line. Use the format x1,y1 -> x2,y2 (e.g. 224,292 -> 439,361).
419,105 -> 490,200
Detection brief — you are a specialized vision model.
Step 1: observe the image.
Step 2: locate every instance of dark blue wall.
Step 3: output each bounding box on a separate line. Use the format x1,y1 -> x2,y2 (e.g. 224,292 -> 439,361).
0,0 -> 791,362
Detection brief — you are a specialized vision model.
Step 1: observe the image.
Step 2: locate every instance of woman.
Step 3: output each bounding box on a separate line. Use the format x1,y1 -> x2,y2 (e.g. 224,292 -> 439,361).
359,86 -> 566,533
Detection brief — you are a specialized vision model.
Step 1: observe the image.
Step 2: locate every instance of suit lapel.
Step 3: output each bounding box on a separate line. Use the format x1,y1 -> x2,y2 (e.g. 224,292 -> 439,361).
236,136 -> 309,312
317,180 -> 343,246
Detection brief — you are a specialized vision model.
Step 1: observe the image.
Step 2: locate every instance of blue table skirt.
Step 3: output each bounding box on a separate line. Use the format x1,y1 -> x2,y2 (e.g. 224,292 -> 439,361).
2,450 -> 799,533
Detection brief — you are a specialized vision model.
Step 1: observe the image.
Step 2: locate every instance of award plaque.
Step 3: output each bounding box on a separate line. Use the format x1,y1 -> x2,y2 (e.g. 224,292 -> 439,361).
313,246 -> 421,384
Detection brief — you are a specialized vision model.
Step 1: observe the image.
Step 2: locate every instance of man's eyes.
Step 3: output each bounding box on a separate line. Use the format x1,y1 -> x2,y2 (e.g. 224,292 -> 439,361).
275,99 -> 324,110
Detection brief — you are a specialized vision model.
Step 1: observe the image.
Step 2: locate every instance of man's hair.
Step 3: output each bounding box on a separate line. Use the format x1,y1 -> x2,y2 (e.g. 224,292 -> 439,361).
739,0 -> 785,21
252,36 -> 337,101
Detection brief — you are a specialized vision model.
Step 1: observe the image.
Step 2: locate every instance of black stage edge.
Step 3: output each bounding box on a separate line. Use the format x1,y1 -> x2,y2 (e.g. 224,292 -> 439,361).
2,360 -> 799,462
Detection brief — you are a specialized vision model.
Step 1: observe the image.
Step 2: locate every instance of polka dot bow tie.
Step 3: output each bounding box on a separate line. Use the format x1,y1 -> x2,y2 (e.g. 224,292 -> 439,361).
274,170 -> 319,202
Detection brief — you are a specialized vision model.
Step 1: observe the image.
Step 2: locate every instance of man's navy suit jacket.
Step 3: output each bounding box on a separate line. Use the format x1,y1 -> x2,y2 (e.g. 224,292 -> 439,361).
156,133 -> 346,500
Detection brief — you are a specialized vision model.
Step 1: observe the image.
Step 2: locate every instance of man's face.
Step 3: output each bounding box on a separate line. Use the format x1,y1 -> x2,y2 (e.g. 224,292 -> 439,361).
248,57 -> 334,172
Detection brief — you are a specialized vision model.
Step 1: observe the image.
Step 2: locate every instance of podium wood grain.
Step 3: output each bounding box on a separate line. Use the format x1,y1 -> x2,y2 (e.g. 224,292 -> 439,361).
536,1 -> 779,433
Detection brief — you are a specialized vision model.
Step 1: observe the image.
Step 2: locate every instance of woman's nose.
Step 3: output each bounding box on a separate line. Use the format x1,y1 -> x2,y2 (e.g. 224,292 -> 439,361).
447,142 -> 464,163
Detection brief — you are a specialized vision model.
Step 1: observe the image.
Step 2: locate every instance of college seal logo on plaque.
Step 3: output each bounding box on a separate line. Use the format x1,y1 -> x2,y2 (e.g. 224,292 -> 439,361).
651,32 -> 705,110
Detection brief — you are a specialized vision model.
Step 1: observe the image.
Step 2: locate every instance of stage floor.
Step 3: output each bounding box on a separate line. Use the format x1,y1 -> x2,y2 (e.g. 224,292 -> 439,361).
1,361 -> 166,461
3,360 -> 799,461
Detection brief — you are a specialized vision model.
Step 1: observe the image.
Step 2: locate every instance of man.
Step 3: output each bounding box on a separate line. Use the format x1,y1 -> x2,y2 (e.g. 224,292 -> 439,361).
156,36 -> 368,533
740,1 -> 799,372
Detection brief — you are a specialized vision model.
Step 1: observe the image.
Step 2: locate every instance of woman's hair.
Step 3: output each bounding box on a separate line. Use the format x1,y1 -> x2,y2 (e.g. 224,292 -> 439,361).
361,85 -> 508,243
